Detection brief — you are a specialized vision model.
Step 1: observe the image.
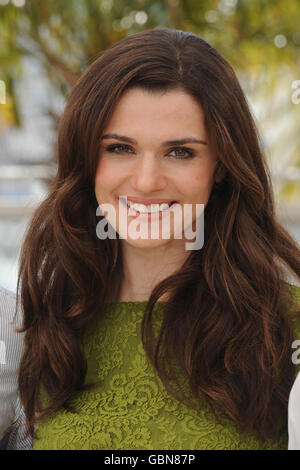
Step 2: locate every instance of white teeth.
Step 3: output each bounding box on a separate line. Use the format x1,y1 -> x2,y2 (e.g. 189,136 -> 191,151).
158,203 -> 170,211
126,200 -> 172,213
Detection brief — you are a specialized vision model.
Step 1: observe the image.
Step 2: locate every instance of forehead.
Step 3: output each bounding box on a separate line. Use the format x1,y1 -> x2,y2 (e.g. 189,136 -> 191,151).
103,87 -> 206,137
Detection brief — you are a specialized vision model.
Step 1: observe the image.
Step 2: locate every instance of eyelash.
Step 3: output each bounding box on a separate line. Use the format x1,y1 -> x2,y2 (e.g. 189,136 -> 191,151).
104,144 -> 195,160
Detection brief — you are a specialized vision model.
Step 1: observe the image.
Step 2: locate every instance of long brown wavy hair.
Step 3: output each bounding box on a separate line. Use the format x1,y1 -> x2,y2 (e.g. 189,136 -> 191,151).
17,28 -> 300,440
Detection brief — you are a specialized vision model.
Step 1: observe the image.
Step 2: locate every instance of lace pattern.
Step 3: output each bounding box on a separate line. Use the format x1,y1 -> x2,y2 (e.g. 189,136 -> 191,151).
33,284 -> 300,450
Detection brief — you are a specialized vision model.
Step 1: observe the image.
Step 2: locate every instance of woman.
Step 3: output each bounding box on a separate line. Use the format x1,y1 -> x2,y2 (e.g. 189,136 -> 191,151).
17,28 -> 300,450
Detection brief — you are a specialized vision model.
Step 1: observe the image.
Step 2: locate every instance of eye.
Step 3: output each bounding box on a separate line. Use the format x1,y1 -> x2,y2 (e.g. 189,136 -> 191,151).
104,143 -> 195,159
105,144 -> 134,154
167,147 -> 195,159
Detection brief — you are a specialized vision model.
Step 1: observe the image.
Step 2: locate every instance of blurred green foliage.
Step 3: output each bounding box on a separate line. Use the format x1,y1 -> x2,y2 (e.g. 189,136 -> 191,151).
0,0 -> 299,200
1,0 -> 300,122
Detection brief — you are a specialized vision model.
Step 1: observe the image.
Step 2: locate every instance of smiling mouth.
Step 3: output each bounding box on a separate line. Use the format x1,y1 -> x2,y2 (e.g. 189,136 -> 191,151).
118,197 -> 178,214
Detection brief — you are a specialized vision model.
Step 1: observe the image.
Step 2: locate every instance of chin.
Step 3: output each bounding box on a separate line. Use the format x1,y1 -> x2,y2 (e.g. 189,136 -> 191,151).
121,236 -> 177,250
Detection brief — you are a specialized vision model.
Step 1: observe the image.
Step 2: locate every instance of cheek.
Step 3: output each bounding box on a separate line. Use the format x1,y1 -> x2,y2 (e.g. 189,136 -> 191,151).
179,166 -> 215,201
95,159 -> 120,193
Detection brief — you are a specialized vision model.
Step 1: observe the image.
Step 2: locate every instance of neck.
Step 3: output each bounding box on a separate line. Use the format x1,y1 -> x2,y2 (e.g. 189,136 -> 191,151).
119,240 -> 189,302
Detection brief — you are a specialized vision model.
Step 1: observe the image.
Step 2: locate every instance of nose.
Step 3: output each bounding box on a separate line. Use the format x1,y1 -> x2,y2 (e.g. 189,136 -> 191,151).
130,153 -> 167,193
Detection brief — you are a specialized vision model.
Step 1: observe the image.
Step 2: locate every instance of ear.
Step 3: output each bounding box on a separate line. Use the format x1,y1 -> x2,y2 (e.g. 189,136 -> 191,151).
214,161 -> 226,183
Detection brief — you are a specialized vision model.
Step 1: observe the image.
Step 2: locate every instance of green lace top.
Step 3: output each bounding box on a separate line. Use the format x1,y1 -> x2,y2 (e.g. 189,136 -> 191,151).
33,283 -> 300,450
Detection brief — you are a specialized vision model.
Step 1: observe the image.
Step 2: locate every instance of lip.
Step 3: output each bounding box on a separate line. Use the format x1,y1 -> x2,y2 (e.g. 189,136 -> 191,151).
118,196 -> 180,220
120,196 -> 177,205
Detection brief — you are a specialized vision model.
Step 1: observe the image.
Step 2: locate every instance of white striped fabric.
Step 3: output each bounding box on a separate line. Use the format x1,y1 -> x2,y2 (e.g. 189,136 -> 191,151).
0,286 -> 33,450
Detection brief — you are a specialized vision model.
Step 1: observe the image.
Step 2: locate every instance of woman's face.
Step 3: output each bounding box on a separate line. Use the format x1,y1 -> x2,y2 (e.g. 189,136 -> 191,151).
95,87 -> 217,250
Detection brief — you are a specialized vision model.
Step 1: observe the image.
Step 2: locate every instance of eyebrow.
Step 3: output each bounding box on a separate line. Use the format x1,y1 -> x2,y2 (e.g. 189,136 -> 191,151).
101,133 -> 208,146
